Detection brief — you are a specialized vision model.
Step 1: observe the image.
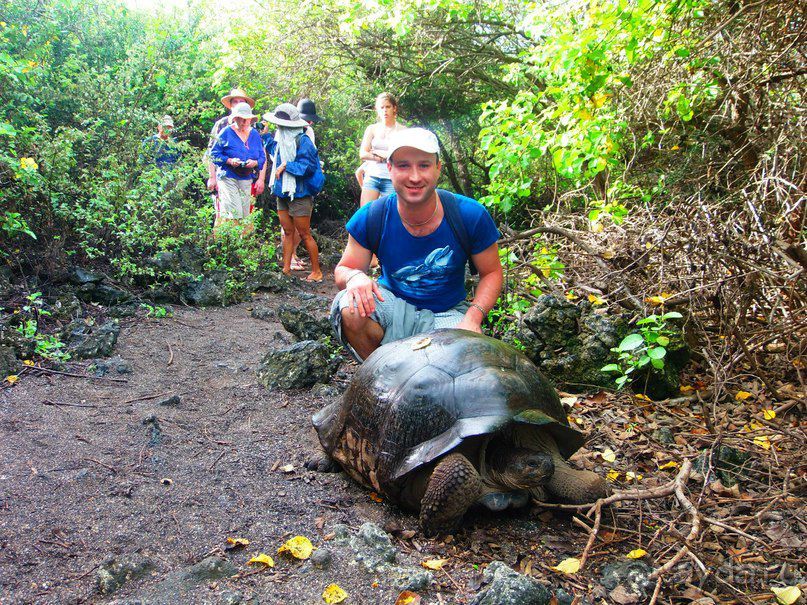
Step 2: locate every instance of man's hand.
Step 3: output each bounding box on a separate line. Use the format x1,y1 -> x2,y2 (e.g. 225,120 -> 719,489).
344,272 -> 384,318
245,159 -> 258,169
275,162 -> 287,178
207,176 -> 217,192
253,179 -> 265,196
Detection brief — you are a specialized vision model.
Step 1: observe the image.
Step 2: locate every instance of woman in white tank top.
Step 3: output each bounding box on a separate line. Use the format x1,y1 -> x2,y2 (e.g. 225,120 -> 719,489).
358,92 -> 404,207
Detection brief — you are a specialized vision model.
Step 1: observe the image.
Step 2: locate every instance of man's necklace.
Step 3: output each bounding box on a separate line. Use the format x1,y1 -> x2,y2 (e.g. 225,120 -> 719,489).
400,200 -> 439,228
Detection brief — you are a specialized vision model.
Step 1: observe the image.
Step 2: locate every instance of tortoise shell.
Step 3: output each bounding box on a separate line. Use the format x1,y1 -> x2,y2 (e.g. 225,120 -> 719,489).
313,329 -> 584,497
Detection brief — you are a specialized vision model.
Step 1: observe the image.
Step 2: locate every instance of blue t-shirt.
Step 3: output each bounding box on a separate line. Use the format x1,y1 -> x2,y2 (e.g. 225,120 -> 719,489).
347,193 -> 500,312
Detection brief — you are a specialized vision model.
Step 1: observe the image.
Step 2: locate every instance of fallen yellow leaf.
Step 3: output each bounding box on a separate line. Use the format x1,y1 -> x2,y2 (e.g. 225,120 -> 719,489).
322,583 -> 348,604
421,558 -> 449,570
591,222 -> 604,233
227,537 -> 250,547
247,553 -> 275,568
771,586 -> 801,605
395,591 -> 422,605
634,393 -> 652,402
670,145 -> 680,151
626,549 -> 648,559
4,375 -> 19,384
753,435 -> 771,450
625,471 -> 643,481
763,409 -> 776,420
565,291 -> 579,301
588,294 -> 606,306
679,385 -> 695,393
601,448 -> 616,463
645,295 -> 667,306
278,535 -> 314,560
735,391 -> 753,401
551,557 -> 581,575
657,461 -> 679,471
560,395 -> 578,406
607,469 -> 620,481
23,360 -> 35,366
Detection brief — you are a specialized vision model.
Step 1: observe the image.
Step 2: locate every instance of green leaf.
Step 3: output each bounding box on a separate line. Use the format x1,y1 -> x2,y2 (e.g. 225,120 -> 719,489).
661,312 -> 683,320
651,358 -> 665,369
618,333 -> 645,351
601,363 -> 621,373
656,336 -> 670,347
637,355 -> 650,368
648,347 -> 667,360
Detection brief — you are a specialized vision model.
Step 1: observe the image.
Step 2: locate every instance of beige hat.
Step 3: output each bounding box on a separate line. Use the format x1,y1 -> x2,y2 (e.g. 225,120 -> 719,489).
228,102 -> 258,124
160,115 -> 174,127
221,88 -> 255,109
264,103 -> 309,128
387,127 -> 441,160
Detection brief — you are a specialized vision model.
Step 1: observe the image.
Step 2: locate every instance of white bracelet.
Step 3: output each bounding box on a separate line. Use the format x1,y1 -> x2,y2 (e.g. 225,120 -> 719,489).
345,270 -> 365,285
469,302 -> 487,316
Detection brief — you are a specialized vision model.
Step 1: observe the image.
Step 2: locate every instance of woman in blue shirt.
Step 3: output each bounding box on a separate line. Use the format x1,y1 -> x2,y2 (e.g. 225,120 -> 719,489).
210,102 -> 266,234
264,102 -> 325,282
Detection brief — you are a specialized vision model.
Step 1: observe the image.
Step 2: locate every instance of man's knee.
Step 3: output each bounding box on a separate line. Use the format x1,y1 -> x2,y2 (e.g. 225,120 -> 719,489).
340,307 -> 370,334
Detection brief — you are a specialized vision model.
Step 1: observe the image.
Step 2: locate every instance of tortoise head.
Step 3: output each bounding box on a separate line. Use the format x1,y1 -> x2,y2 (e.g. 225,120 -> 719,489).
486,444 -> 555,491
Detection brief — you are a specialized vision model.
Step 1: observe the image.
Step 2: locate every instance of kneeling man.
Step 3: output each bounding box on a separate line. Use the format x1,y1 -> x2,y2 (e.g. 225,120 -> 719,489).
330,127 -> 503,361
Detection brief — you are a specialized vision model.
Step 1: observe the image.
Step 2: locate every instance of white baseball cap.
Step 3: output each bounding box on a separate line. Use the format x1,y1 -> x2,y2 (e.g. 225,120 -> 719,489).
387,127 -> 440,161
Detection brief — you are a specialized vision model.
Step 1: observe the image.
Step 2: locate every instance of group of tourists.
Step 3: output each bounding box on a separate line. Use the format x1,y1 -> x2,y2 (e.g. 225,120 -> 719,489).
206,89 -> 325,282
147,86 -> 503,358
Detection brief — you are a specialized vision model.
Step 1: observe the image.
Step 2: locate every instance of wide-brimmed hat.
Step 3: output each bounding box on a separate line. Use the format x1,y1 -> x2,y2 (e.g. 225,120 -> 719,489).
160,115 -> 174,128
263,103 -> 309,128
221,88 -> 255,109
296,98 -> 323,123
228,101 -> 258,123
387,127 -> 441,160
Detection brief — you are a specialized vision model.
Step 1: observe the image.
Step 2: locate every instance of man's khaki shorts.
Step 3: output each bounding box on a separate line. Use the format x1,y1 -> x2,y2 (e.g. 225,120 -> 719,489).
276,195 -> 313,217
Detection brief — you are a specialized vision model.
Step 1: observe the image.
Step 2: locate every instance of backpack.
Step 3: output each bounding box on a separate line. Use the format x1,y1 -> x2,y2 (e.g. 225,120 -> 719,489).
365,189 -> 478,275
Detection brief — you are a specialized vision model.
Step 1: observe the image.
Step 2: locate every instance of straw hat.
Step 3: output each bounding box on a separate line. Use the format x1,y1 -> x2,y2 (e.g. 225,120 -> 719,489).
263,103 -> 309,128
221,88 -> 255,109
228,101 -> 258,124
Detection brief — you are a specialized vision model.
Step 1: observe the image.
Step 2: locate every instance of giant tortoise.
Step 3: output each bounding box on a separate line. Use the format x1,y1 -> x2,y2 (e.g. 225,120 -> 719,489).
308,329 -> 607,535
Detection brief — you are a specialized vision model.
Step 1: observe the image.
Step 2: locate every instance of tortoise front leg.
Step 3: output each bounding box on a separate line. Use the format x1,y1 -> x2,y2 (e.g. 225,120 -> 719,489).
419,453 -> 482,537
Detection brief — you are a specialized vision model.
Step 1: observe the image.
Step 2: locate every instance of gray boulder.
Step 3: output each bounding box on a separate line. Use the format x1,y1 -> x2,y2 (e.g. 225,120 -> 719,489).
181,276 -> 225,307
277,295 -> 331,341
256,340 -> 338,389
69,267 -> 104,286
96,555 -> 155,595
349,522 -> 398,571
0,345 -> 19,378
512,294 -> 689,398
515,295 -> 627,389
249,269 -> 287,293
470,561 -> 552,605
65,320 -> 120,359
90,355 -> 133,376
90,284 -> 132,306
600,559 -> 654,604
0,321 -> 35,358
250,305 -> 275,321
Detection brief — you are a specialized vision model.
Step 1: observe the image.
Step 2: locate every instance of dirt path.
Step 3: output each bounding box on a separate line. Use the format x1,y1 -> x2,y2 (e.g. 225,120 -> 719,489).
0,280 -> 595,604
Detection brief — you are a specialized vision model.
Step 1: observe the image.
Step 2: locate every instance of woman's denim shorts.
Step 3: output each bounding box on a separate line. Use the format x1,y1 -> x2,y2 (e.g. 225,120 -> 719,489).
362,175 -> 395,196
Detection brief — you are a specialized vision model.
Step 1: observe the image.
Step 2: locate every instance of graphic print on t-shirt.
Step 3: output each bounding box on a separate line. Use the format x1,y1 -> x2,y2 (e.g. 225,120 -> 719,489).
390,246 -> 457,296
